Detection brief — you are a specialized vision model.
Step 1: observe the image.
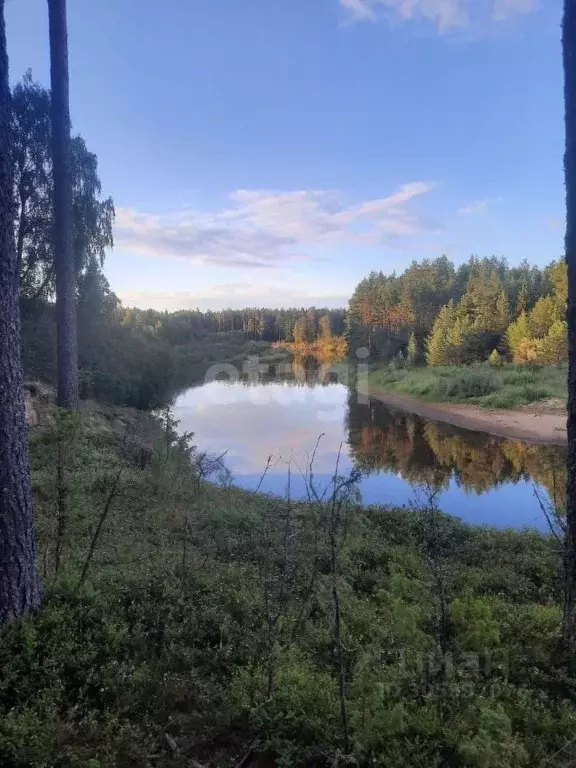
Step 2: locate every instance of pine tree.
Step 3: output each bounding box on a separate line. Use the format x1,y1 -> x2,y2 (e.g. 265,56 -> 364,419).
506,311 -> 530,362
427,323 -> 448,367
293,317 -> 306,344
550,258 -> 568,308
48,0 -> 78,409
0,0 -> 42,620
539,319 -> 568,365
319,314 -> 332,339
516,283 -> 528,317
488,349 -> 503,368
529,295 -> 561,338
494,291 -> 511,333
515,337 -> 540,366
426,301 -> 455,366
407,332 -> 418,367
446,314 -> 470,365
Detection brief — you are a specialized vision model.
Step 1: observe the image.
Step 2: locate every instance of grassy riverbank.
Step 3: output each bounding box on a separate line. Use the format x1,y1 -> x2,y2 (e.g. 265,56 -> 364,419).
370,363 -> 567,410
1,396 -> 575,766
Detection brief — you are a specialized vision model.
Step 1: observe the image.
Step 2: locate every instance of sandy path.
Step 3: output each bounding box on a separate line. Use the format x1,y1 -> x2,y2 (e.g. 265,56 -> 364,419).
369,388 -> 567,446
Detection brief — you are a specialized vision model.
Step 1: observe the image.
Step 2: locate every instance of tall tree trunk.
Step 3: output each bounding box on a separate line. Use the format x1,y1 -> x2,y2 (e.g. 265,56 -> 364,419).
564,0 -> 576,647
48,0 -> 78,410
0,0 -> 42,621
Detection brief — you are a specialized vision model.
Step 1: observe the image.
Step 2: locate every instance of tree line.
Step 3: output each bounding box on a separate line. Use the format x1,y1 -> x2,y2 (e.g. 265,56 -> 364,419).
121,304 -> 345,346
347,254 -> 568,367
24,285 -> 348,408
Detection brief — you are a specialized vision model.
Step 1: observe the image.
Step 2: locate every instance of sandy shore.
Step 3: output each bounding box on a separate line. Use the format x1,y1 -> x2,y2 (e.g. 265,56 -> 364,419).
369,388 -> 567,446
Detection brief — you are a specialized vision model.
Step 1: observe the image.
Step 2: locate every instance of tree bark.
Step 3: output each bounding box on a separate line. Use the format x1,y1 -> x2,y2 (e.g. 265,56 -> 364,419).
48,0 -> 78,410
0,0 -> 42,621
564,0 -> 576,647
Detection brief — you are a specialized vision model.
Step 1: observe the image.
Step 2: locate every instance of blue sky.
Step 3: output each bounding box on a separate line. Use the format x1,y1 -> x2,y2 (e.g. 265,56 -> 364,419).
6,0 -> 564,310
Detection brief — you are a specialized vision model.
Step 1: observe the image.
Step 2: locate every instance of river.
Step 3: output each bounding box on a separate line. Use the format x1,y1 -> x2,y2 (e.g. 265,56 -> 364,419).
172,357 -> 566,530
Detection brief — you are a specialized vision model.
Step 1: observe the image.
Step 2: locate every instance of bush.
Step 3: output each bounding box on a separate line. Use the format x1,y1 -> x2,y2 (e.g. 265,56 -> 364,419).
229,658 -> 341,764
501,368 -> 538,386
437,369 -> 499,399
488,349 -> 503,368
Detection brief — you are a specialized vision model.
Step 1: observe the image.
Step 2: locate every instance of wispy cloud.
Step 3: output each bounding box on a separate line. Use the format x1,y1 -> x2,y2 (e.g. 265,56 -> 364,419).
457,197 -> 501,216
114,182 -> 436,269
341,0 -> 376,19
340,0 -> 539,31
118,283 -> 350,311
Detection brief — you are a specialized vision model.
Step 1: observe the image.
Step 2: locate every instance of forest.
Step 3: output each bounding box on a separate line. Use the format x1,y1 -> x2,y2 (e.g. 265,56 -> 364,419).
347,255 -> 568,369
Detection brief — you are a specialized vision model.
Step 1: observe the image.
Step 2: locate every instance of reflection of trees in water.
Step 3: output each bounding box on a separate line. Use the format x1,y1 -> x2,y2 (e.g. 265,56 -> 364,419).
240,356 -> 349,387
346,392 -> 567,497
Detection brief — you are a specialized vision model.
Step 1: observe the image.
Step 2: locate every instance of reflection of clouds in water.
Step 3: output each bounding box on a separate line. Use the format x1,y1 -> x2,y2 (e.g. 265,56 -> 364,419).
173,381 -> 351,475
173,375 -> 556,530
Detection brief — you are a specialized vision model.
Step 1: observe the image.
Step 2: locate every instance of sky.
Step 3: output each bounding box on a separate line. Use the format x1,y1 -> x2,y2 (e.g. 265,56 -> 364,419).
5,0 -> 565,311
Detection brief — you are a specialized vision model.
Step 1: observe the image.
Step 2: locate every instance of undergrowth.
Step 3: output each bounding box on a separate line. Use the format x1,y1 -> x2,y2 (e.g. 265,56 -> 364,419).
370,363 -> 567,409
0,400 -> 573,766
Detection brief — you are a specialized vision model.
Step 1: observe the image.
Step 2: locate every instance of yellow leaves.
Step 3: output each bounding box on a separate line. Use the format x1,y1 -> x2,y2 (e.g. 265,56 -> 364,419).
506,318 -> 568,366
506,312 -> 530,359
528,296 -> 561,338
538,320 -> 568,365
514,337 -> 540,365
488,349 -> 503,368
549,259 -> 568,308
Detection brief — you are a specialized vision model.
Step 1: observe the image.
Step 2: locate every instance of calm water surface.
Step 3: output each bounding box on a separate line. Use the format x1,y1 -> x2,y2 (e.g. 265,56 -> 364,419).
173,360 -> 566,530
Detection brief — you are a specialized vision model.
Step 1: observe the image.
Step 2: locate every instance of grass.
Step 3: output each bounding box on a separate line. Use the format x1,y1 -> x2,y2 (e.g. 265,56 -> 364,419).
369,363 -> 567,409
1,394 -> 575,766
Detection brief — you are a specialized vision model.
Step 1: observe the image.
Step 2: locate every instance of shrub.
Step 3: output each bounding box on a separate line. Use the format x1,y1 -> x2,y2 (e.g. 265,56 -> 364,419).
229,658 -> 341,764
488,349 -> 503,368
458,706 -> 528,768
451,595 -> 500,652
438,369 -> 499,399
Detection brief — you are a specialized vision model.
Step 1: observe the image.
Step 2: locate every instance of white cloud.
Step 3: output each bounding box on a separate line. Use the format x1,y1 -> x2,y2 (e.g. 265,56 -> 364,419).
492,0 -> 538,22
340,0 -> 539,30
114,182 -> 435,269
341,0 -> 377,19
457,197 -> 500,215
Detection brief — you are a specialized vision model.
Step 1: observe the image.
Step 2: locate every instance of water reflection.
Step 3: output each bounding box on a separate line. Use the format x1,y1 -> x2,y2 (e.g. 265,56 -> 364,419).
172,359 -> 566,529
347,393 -> 567,503
226,355 -> 350,388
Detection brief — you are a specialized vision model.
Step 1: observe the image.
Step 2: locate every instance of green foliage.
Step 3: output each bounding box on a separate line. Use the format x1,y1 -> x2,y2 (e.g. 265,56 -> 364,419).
505,285 -> 567,367
494,291 -> 511,333
539,319 -> 568,365
506,311 -> 530,361
1,400 -> 574,766
451,595 -> 500,652
458,706 -> 528,768
488,349 -> 503,368
13,73 -> 114,302
407,332 -> 418,366
427,301 -> 455,366
22,281 -> 348,408
529,295 -> 561,338
230,657 -> 341,764
369,363 -> 566,408
348,256 -> 560,363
